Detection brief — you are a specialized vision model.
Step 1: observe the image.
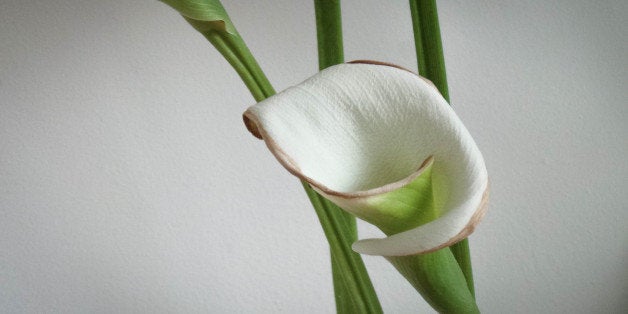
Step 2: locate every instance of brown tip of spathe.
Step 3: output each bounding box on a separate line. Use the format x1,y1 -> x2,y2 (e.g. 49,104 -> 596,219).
242,111 -> 262,139
348,60 -> 415,74
347,60 -> 438,91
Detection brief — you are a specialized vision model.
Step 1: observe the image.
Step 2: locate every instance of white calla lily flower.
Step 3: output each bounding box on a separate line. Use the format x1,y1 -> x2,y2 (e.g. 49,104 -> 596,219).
243,61 -> 488,256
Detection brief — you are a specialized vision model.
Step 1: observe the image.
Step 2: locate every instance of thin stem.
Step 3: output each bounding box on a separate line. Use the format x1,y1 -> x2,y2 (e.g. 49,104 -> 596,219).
409,0 -> 474,296
203,32 -> 267,101
314,1 -> 382,312
223,32 -> 275,98
315,0 -> 344,69
409,0 -> 449,101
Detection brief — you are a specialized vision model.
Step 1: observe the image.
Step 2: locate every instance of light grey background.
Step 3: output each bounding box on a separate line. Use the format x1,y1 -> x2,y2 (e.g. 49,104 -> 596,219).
1,0 -> 626,313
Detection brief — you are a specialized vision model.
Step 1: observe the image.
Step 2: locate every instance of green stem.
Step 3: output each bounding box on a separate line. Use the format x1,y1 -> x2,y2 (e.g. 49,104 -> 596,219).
409,0 -> 449,101
304,184 -> 383,313
203,32 -> 268,100
315,0 -> 344,68
201,30 -> 274,101
314,1 -> 382,313
449,238 -> 474,297
388,251 -> 480,314
186,3 -> 381,312
376,164 -> 478,313
409,0 -> 475,296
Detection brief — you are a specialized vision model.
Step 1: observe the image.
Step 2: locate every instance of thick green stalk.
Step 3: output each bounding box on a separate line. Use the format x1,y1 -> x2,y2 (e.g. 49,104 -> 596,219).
314,1 -> 382,313
409,0 -> 475,296
388,251 -> 479,313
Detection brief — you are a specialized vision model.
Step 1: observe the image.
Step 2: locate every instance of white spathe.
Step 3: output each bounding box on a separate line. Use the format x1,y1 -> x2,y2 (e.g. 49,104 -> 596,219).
243,63 -> 488,256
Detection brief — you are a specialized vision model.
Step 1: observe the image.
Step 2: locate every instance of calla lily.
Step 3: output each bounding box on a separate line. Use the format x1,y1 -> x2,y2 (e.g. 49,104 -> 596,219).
243,61 -> 488,257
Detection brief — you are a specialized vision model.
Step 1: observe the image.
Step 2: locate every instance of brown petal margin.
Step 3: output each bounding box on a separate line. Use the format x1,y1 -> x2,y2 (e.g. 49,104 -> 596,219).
348,60 -> 439,90
243,106 -> 436,199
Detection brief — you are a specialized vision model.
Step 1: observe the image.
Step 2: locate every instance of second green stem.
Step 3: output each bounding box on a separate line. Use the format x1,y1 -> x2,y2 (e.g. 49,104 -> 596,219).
314,1 -> 383,313
409,0 -> 474,297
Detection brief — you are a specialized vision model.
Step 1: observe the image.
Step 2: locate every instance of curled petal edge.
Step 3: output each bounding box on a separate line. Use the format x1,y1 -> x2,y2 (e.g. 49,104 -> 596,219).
351,185 -> 489,256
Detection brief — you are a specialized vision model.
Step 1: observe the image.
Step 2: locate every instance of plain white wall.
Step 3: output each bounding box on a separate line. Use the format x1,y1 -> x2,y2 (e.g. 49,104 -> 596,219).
1,0 -> 626,313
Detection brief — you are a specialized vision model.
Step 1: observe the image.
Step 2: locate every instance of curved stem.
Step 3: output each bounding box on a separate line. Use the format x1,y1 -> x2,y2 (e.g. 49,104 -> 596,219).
222,32 -> 275,98
183,2 -> 380,312
203,31 -> 267,101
